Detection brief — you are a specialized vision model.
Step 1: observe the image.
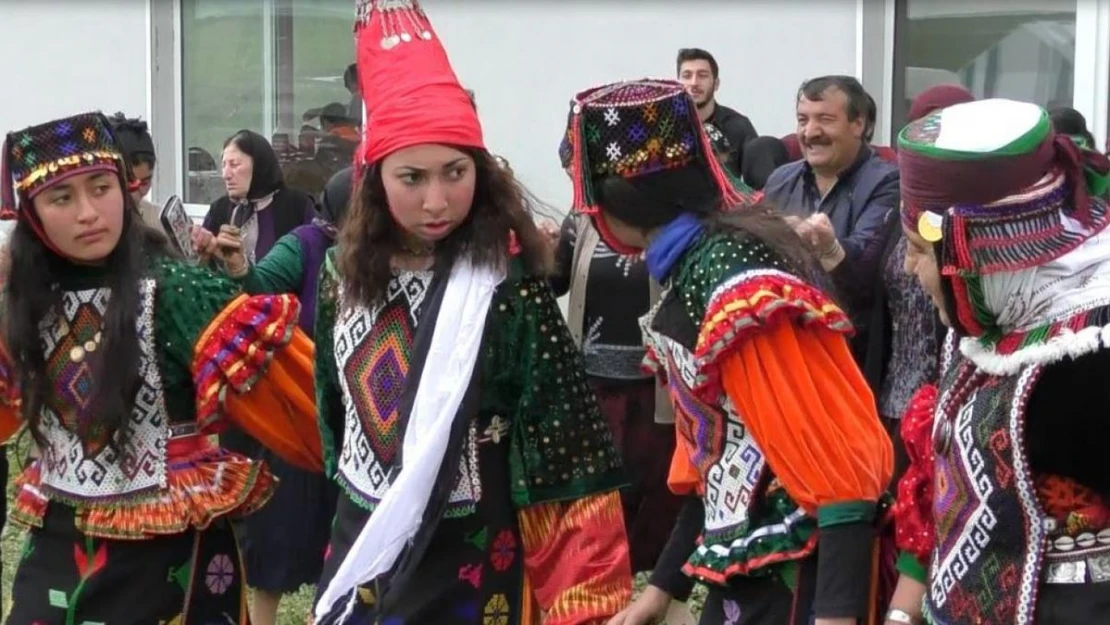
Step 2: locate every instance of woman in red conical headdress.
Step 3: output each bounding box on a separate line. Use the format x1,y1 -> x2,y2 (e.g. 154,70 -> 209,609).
0,111 -> 321,625
310,2 -> 631,624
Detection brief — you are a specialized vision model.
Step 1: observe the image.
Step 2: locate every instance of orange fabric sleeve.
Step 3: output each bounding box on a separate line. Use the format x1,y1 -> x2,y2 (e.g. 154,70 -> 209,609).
666,429 -> 700,496
224,328 -> 322,473
720,320 -> 892,518
193,294 -> 323,473
517,492 -> 632,625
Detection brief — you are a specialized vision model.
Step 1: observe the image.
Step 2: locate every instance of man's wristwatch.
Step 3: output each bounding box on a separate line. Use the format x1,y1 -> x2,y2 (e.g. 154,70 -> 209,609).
885,608 -> 918,624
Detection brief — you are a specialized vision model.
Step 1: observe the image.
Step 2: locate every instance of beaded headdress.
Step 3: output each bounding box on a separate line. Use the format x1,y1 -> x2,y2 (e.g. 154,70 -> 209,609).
898,98 -> 1110,337
354,0 -> 484,166
562,79 -> 755,216
1,112 -> 125,220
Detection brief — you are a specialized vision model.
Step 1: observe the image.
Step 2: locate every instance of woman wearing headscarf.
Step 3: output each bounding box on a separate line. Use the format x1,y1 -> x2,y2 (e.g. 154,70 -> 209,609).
192,130 -> 317,623
215,167 -> 351,624
192,130 -> 315,264
886,98 -> 1110,625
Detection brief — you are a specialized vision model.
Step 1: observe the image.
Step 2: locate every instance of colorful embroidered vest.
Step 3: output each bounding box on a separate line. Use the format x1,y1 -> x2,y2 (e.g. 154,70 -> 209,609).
925,348 -> 1044,625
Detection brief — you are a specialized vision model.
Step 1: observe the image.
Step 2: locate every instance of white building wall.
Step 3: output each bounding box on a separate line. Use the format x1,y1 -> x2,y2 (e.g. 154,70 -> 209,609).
426,0 -> 860,209
0,0 -> 149,239
0,0 -> 149,133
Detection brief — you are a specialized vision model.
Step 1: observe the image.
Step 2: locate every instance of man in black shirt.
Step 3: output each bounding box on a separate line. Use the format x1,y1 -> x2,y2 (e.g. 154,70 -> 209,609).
676,47 -> 758,176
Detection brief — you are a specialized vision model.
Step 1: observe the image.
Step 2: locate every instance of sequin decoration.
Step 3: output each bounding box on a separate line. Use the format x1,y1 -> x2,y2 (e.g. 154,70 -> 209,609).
5,112 -> 123,207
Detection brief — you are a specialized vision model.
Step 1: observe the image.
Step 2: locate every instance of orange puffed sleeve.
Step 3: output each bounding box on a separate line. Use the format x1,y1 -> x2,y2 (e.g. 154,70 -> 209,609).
666,428 -> 700,496
720,320 -> 892,524
193,293 -> 322,473
517,492 -> 632,625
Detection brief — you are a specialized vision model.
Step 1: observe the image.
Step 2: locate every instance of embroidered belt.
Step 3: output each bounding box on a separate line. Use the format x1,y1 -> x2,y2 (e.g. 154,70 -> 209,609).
1042,520 -> 1110,584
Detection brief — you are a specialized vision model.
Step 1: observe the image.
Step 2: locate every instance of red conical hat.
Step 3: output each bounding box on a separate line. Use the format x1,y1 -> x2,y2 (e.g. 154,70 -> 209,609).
355,0 -> 484,166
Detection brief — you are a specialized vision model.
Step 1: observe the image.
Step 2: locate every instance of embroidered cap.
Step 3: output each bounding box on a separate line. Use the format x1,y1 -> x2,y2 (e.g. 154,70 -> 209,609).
897,98 -> 1110,338
898,98 -> 1110,273
1,112 -> 124,219
562,79 -> 755,216
354,0 -> 484,166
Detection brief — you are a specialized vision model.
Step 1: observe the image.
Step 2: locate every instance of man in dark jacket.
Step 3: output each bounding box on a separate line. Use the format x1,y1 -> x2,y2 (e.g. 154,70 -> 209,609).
676,48 -> 758,176
763,75 -> 898,362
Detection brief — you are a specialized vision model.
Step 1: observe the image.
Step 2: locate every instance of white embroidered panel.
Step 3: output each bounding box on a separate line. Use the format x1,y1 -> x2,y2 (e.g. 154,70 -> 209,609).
334,278 -> 481,510
648,324 -> 767,535
38,280 -> 169,500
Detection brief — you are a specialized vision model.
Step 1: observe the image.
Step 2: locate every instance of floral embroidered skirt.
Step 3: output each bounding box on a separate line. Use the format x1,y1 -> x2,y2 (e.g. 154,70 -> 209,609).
7,503 -> 247,625
314,490 -> 524,625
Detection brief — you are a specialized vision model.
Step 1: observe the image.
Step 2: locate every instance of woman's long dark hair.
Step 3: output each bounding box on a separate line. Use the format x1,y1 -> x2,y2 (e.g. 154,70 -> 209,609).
4,171 -> 170,451
594,163 -> 818,277
339,147 -> 551,308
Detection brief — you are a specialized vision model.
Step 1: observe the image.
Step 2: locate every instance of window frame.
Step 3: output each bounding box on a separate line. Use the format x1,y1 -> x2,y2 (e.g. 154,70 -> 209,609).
888,0 -> 1106,140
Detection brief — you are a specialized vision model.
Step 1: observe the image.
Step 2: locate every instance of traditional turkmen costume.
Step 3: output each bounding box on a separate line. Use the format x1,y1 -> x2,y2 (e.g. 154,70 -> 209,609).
893,99 -> 1110,624
562,79 -> 894,624
0,112 -> 320,624
311,2 -> 632,624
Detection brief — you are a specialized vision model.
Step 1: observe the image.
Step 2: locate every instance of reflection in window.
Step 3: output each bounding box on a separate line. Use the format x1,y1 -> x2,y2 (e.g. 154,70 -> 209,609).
181,0 -> 357,206
895,1 -> 1076,130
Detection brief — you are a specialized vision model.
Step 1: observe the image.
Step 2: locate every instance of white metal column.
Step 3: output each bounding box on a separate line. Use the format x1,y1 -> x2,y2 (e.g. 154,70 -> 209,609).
1074,0 -> 1110,151
857,0 -> 898,145
262,0 -> 277,142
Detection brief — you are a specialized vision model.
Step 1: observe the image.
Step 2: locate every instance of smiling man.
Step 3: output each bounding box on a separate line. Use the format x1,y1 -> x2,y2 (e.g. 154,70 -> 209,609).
762,75 -> 898,363
676,48 -> 757,176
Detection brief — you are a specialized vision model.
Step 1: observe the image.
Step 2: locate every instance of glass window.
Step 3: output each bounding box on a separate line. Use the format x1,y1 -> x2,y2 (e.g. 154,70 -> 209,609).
893,1 -> 1076,131
181,0 -> 358,206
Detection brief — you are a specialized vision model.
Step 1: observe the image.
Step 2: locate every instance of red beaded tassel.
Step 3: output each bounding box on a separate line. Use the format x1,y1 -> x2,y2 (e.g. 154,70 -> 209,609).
569,106 -> 597,215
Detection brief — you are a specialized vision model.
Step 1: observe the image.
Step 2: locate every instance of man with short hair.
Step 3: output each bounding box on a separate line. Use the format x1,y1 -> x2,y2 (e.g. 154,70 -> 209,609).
763,75 -> 898,361
676,48 -> 757,175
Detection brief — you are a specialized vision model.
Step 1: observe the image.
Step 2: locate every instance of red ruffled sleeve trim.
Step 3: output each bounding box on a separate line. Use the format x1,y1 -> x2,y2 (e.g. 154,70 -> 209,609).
192,293 -> 300,432
691,272 -> 853,401
892,384 -> 938,564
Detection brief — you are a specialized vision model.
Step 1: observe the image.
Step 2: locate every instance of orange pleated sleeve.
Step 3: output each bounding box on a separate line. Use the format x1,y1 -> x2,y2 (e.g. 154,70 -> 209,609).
193,293 -> 323,473
720,320 -> 892,524
516,492 -> 632,625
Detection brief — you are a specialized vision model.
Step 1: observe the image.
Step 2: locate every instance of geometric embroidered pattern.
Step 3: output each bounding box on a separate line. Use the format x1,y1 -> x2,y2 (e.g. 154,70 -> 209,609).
37,280 -> 168,501
925,362 -> 1047,625
335,271 -> 482,514
929,390 -> 998,610
654,330 -> 766,540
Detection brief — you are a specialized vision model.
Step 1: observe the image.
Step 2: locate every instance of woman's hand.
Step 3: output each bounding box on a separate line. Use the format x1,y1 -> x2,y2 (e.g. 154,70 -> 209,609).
191,225 -> 217,260
213,225 -> 248,277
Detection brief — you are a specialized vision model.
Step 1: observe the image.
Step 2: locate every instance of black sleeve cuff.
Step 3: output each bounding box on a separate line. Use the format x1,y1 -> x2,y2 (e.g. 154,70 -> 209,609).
813,521 -> 876,619
648,497 -> 704,602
